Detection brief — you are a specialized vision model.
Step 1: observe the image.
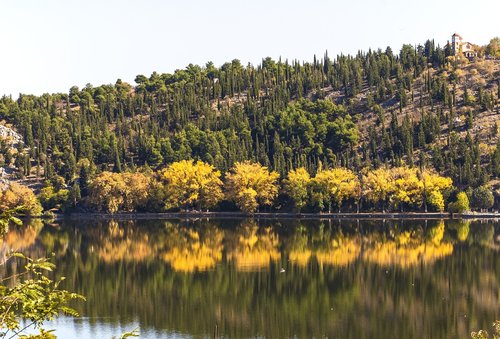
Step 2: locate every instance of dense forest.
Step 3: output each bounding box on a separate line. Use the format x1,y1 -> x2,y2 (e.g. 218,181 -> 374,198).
0,37 -> 499,213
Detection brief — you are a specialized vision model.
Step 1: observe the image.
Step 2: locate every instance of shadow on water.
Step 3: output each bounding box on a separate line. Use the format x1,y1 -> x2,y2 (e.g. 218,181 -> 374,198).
1,218 -> 499,338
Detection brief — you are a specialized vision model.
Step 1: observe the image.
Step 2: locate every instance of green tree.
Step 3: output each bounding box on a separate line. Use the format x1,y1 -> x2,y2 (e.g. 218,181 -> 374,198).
470,186 -> 494,211
0,253 -> 84,338
448,192 -> 470,213
485,37 -> 500,57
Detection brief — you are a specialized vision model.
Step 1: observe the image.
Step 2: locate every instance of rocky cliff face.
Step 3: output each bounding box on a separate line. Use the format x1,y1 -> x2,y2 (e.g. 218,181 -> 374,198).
0,124 -> 23,147
0,124 -> 24,186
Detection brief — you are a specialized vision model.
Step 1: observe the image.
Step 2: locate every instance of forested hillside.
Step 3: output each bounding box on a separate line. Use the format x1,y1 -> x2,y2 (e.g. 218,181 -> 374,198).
0,37 -> 499,212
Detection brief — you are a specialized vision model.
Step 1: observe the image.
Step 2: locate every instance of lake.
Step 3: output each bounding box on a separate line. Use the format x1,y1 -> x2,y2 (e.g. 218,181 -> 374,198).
1,218 -> 499,338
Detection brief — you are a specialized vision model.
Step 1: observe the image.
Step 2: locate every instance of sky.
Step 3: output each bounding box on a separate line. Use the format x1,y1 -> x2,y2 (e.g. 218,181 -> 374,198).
0,0 -> 498,96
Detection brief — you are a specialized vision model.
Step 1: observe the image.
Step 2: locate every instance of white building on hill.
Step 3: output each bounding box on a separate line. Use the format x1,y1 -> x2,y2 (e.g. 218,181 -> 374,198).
451,33 -> 477,58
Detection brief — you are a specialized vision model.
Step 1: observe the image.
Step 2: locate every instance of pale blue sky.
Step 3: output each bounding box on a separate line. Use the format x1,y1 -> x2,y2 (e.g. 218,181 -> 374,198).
0,0 -> 498,96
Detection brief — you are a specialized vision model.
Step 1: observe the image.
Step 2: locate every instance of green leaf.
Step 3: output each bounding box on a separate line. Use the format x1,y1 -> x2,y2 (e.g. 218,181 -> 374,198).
11,252 -> 27,259
117,328 -> 140,338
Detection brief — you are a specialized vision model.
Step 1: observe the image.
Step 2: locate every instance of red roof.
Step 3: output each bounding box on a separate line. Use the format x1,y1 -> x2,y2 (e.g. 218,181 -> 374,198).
452,33 -> 463,39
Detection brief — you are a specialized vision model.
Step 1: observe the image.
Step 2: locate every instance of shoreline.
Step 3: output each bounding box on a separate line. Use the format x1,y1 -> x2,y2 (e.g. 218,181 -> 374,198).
55,211 -> 500,221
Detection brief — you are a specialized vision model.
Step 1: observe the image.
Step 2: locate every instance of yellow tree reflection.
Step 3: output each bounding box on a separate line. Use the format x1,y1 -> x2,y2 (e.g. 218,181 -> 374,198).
0,219 -> 44,253
97,221 -> 153,262
315,238 -> 361,267
161,225 -> 223,272
226,220 -> 280,271
287,224 -> 360,267
362,221 -> 453,268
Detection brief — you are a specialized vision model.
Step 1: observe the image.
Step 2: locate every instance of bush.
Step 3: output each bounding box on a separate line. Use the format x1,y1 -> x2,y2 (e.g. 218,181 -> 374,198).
448,192 -> 470,213
39,184 -> 71,211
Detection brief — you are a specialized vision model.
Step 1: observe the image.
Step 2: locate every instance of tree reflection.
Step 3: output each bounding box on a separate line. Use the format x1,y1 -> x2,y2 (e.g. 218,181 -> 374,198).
161,223 -> 223,272
3,219 -> 496,271
225,220 -> 280,271
1,218 -> 498,338
362,221 -> 453,268
96,220 -> 153,262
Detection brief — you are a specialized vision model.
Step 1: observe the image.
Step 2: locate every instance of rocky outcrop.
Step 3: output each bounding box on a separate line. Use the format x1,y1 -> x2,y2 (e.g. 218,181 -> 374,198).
0,124 -> 23,146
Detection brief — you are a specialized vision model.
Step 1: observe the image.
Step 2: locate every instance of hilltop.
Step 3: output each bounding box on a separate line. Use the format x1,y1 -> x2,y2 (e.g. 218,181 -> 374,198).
0,36 -> 499,202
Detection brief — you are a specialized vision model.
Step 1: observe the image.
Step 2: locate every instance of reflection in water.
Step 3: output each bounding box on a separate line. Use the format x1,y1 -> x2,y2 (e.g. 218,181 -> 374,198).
97,220 -> 153,263
1,218 -> 499,338
362,221 -> 454,268
226,221 -> 280,271
1,218 -> 43,250
315,238 -> 361,267
456,220 -> 470,242
161,224 -> 223,272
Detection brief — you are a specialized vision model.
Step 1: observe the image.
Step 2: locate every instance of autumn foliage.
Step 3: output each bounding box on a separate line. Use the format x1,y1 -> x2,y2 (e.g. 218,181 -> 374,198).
160,160 -> 223,210
0,183 -> 42,216
283,167 -> 311,212
310,167 -> 360,212
360,167 -> 452,212
88,172 -> 150,213
225,162 -> 279,213
83,163 -> 455,214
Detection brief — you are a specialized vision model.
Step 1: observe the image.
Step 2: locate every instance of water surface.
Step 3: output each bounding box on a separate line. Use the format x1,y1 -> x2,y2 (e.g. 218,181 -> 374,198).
2,218 -> 499,338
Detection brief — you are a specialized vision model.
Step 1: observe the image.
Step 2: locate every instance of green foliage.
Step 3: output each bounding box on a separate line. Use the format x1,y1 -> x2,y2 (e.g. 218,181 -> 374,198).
485,37 -> 500,57
0,253 -> 84,338
448,192 -> 470,213
113,328 -> 140,339
39,184 -> 71,211
470,186 -> 494,211
0,209 -> 22,235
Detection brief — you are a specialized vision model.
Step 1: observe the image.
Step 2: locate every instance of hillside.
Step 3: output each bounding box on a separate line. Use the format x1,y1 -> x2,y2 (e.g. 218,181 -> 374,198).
0,37 -> 499,202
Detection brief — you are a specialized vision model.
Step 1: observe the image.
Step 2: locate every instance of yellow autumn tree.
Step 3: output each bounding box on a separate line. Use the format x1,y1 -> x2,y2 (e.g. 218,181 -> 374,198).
88,172 -> 126,213
121,172 -> 151,211
161,160 -> 223,211
311,167 -> 360,212
88,171 -> 150,213
0,183 -> 42,216
389,167 -> 423,211
224,161 -> 279,213
362,167 -> 393,212
282,167 -> 311,212
421,170 -> 453,212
